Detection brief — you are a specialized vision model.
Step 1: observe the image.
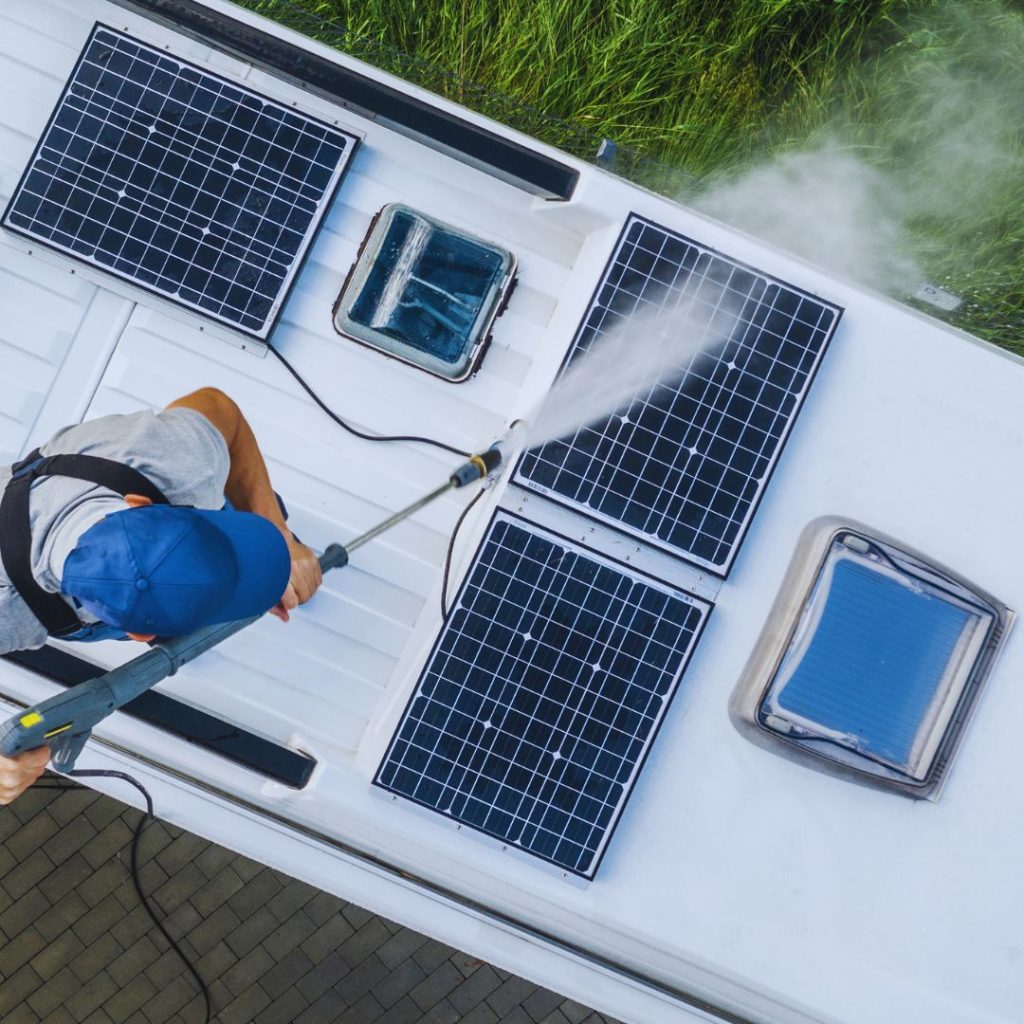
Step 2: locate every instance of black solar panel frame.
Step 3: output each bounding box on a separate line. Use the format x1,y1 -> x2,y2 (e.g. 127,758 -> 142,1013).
1,23 -> 359,341
375,509 -> 712,879
514,214 -> 843,577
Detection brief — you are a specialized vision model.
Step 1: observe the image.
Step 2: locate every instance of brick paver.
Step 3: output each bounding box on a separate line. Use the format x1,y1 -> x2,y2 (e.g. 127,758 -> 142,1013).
0,780 -> 624,1024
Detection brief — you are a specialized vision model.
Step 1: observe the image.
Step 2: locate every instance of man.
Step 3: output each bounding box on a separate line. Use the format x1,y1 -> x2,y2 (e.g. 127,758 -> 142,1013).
0,387 -> 323,803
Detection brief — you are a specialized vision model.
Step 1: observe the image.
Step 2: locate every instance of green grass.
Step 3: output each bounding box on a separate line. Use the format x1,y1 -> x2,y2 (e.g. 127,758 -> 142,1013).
238,0 -> 1024,352
240,0 -> 910,175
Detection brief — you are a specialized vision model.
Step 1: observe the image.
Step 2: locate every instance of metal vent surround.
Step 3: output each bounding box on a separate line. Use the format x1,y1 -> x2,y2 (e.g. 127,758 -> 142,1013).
2,24 -> 359,340
516,215 -> 841,575
376,511 -> 710,877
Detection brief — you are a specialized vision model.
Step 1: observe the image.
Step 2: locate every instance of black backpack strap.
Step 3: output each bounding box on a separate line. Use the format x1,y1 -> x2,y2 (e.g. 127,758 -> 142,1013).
1,450 -> 171,638
29,453 -> 170,506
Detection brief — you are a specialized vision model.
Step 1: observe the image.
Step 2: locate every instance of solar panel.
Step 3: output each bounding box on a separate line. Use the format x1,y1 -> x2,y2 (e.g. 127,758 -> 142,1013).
515,216 -> 842,575
376,512 -> 710,877
2,25 -> 358,340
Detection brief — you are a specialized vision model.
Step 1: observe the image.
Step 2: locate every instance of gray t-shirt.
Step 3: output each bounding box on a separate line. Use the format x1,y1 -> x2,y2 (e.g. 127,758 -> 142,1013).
0,407 -> 230,654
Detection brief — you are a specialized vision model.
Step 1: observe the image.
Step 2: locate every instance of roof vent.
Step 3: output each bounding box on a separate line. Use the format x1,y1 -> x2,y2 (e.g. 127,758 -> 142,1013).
731,518 -> 1012,799
334,204 -> 516,381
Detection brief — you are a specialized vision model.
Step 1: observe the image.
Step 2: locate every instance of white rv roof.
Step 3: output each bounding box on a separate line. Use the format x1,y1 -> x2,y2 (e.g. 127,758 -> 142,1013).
2,3 -> 1022,1023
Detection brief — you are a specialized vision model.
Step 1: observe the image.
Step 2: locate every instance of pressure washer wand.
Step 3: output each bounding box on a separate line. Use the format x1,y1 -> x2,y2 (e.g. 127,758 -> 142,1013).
0,442 -> 510,770
324,444 -> 502,562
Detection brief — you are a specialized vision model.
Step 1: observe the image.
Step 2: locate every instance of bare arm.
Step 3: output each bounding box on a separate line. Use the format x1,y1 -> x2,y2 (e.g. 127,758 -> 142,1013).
165,388 -> 322,620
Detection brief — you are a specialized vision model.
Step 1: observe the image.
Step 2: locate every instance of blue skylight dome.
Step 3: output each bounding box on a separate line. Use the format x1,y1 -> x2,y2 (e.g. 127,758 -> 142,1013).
731,519 -> 1012,798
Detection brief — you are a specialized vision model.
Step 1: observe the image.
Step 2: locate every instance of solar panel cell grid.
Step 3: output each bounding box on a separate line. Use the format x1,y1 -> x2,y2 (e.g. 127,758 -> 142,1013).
376,514 -> 710,877
516,216 -> 841,574
3,26 -> 358,338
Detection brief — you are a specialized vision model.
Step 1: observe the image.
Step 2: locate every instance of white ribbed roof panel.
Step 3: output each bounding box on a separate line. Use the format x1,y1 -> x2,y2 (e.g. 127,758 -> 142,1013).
2,3 -> 1023,1024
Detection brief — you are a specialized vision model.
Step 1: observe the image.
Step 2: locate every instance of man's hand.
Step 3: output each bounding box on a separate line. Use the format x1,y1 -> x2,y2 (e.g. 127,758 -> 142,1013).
0,747 -> 49,805
270,537 -> 323,622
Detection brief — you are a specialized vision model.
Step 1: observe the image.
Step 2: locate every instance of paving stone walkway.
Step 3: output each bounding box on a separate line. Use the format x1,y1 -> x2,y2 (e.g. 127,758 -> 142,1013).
0,779 -> 622,1024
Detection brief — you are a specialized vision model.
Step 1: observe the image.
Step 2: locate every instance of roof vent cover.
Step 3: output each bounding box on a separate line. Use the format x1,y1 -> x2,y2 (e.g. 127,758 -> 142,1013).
731,518 -> 1012,799
334,204 -> 515,381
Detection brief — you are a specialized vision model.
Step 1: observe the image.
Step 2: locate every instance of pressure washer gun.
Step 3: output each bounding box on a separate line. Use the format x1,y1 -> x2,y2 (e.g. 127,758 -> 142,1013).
0,427 -> 524,772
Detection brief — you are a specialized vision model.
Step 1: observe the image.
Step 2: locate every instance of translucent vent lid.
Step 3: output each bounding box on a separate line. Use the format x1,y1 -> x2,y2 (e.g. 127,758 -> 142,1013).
335,205 -> 515,381
731,519 -> 1013,799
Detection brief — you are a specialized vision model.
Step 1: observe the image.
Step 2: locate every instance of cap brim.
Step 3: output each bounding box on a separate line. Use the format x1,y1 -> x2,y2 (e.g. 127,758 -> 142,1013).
189,508 -> 292,622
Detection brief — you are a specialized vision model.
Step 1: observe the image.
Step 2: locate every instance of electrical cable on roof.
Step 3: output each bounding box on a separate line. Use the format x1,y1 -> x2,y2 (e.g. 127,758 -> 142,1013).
271,341 -> 494,618
268,345 -> 471,459
441,485 -> 487,620
31,770 -> 212,1024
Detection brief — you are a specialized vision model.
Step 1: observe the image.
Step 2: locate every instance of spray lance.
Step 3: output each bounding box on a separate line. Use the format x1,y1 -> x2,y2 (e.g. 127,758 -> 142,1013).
0,424 -> 527,771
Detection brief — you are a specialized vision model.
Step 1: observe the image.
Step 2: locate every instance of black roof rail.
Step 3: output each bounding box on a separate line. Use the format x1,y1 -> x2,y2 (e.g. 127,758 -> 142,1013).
3,646 -> 316,789
108,0 -> 580,201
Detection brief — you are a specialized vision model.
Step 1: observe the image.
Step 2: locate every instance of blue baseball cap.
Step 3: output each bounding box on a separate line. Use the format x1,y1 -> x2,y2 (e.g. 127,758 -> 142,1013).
61,505 -> 292,637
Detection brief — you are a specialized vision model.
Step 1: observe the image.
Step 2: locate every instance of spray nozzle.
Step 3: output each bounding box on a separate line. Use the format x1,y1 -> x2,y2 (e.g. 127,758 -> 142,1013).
449,451 -> 499,487
486,419 -> 528,466
448,420 -> 529,488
